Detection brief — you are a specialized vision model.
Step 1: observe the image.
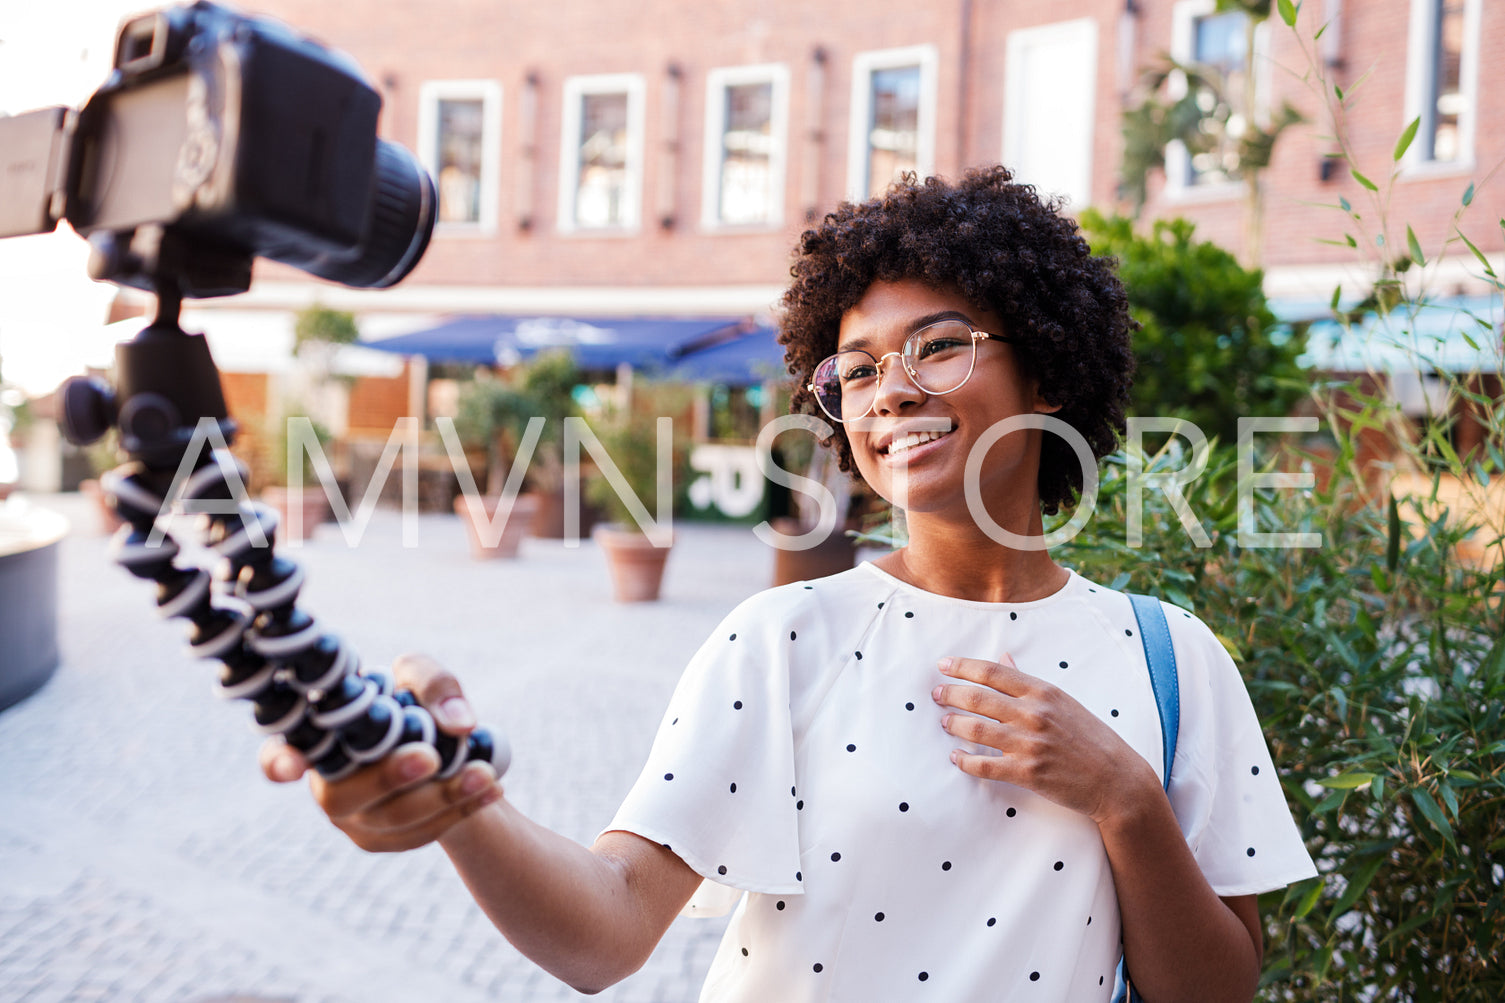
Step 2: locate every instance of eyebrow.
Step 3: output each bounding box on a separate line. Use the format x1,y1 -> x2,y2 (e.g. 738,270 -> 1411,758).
839,310 -> 975,353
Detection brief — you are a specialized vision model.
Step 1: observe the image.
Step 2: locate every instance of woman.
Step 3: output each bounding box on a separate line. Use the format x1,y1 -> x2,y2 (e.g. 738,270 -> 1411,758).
263,167 -> 1316,1002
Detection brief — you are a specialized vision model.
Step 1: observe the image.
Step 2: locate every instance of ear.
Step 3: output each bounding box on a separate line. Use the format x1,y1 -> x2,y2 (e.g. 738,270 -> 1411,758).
1032,384 -> 1062,415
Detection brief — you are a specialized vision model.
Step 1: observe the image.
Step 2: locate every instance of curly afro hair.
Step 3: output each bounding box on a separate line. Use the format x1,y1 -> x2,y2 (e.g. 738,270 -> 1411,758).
779,166 -> 1135,516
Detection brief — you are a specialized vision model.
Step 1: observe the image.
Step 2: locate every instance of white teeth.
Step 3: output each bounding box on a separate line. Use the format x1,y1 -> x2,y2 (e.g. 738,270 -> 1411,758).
887,430 -> 947,455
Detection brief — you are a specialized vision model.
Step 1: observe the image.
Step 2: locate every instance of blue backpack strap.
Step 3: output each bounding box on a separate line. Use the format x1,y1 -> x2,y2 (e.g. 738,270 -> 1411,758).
1113,593 -> 1181,1003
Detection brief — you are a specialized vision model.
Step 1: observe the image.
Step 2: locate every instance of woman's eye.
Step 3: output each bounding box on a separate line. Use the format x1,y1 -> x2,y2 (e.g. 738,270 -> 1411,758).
918,338 -> 965,358
841,365 -> 877,381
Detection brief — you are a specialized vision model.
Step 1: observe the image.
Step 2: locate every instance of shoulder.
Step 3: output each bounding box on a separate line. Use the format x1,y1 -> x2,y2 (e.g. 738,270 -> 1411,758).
715,565 -> 892,637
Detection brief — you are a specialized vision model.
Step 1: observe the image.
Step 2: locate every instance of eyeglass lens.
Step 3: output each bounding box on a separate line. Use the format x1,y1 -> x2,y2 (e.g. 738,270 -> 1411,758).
812,320 -> 980,421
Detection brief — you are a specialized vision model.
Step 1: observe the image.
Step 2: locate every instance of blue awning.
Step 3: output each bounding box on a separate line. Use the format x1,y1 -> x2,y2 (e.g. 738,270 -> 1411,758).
1274,294 -> 1503,374
361,314 -> 790,384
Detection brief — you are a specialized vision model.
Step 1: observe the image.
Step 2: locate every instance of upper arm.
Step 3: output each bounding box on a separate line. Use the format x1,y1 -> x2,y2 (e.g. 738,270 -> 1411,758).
1221,893 -> 1263,971
592,830 -> 705,956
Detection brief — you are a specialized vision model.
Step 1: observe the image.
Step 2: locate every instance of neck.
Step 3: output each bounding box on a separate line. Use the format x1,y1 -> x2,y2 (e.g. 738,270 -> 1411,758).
874,505 -> 1070,603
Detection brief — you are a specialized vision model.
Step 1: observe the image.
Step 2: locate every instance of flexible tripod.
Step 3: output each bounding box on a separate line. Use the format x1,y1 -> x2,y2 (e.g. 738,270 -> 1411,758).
62,282 -> 509,783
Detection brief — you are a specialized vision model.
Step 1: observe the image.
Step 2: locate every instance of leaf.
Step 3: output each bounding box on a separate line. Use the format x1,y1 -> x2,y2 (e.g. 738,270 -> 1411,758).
1352,169 -> 1378,192
1464,182 -> 1475,206
1328,856 -> 1385,920
1339,196 -> 1352,213
1330,284 -> 1343,311
1293,877 -> 1325,919
1411,788 -> 1454,845
1407,225 -> 1425,267
1394,117 -> 1420,161
1386,494 -> 1401,572
1456,227 -> 1497,277
1319,771 -> 1377,789
1278,0 -> 1298,26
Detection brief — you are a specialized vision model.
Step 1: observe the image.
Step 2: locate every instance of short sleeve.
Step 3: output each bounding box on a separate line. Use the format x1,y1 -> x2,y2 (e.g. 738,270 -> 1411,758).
604,593 -> 805,913
1164,607 -> 1318,896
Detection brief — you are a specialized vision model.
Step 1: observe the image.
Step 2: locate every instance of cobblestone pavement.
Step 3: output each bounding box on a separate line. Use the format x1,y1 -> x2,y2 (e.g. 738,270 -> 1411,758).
0,493 -> 795,1003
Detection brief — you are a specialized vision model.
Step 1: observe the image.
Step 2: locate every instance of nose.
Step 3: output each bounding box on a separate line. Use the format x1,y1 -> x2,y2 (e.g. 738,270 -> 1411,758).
869,351 -> 926,416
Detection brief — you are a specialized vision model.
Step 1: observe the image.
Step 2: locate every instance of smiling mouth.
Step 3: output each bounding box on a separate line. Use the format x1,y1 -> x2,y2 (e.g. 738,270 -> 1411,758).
883,429 -> 952,456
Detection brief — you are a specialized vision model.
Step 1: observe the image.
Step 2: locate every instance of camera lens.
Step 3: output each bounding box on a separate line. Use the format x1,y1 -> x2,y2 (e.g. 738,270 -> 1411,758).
303,141 -> 436,289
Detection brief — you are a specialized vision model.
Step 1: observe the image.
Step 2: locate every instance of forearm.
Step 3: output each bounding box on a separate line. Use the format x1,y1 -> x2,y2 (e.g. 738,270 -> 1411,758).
438,800 -> 670,994
1098,763 -> 1261,1003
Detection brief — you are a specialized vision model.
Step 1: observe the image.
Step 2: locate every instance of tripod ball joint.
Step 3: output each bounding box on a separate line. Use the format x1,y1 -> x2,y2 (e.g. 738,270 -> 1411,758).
97,457 -> 511,788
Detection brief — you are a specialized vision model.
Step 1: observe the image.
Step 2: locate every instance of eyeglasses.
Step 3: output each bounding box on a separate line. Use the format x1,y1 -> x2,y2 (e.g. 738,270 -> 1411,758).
806,320 -> 1010,423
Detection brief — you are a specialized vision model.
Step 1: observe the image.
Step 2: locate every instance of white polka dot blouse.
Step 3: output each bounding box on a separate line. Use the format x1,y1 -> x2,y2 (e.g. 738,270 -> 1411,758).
606,564 -> 1317,1002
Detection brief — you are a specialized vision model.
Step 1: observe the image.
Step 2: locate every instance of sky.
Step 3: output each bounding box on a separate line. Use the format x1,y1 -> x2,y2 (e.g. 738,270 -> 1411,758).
0,1 -> 154,395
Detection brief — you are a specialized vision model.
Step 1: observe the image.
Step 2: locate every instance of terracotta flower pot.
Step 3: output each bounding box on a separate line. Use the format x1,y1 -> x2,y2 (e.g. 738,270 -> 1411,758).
768,515 -> 859,587
261,486 -> 330,542
455,492 -> 540,559
593,524 -> 672,602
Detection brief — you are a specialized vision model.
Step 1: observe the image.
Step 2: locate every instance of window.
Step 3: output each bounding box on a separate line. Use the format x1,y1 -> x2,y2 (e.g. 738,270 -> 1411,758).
559,74 -> 646,231
1003,19 -> 1099,208
847,46 -> 938,200
702,65 -> 790,228
1165,1 -> 1272,195
417,81 -> 502,230
1404,0 -> 1480,170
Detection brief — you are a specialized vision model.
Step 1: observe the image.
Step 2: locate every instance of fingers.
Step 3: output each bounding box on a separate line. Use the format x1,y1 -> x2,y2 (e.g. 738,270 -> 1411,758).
311,745 -> 503,853
260,737 -> 310,784
392,652 -> 476,735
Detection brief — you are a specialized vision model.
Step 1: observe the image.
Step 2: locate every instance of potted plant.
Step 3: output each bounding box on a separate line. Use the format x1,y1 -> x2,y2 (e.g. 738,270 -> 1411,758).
766,432 -> 864,586
262,409 -> 334,542
585,404 -> 690,602
511,350 -> 597,538
451,375 -> 540,559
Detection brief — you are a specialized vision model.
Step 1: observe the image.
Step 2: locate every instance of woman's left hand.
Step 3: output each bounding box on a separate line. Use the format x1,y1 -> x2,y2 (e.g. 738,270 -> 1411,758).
932,653 -> 1158,827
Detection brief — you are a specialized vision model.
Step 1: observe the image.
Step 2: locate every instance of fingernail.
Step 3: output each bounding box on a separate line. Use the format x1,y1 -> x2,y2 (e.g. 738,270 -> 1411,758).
937,657 -> 954,674
941,713 -> 953,730
272,753 -> 299,782
397,753 -> 431,781
1000,652 -> 1016,667
459,766 -> 491,796
932,685 -> 944,703
438,697 -> 476,730
949,750 -> 961,765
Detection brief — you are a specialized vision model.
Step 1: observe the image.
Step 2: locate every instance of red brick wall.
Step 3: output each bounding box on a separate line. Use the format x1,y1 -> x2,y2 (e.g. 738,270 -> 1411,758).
346,362 -> 413,432
239,0 -> 1503,292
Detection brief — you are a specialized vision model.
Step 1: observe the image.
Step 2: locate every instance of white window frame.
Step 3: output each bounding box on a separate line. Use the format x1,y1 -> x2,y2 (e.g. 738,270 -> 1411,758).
557,73 -> 647,233
417,80 -> 503,235
1002,18 -> 1099,209
1164,0 -> 1269,202
846,45 -> 939,201
1401,0 -> 1481,177
700,64 -> 790,230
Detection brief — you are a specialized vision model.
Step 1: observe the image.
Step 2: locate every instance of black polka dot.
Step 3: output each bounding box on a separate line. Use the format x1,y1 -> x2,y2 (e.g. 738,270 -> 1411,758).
730,782 -> 737,793
729,633 -> 737,641
904,611 -> 915,618
918,972 -> 929,982
741,947 -> 749,957
1087,916 -> 1093,925
1251,765 -> 1260,775
791,786 -> 797,796
1053,861 -> 1064,871
941,860 -> 952,871
1100,975 -> 1105,985
878,601 -> 884,609
905,701 -> 915,711
846,743 -> 856,752
813,963 -> 823,973
875,911 -> 885,922
899,802 -> 909,812
1111,709 -> 1120,717
733,700 -> 743,710
1009,611 -> 1018,620
1247,847 -> 1257,856
790,630 -> 797,640
1058,660 -> 1069,669
855,651 -> 863,660
987,917 -> 996,927
1125,628 -> 1134,636
797,800 -> 804,810
776,900 -> 786,910
1030,972 -> 1040,982
831,852 -> 841,862
718,865 -> 728,875
671,717 -> 678,725
796,871 -> 802,881
664,773 -> 674,781
1089,587 -> 1098,592
1006,807 -> 1017,817
662,843 -> 671,850
804,585 -> 814,590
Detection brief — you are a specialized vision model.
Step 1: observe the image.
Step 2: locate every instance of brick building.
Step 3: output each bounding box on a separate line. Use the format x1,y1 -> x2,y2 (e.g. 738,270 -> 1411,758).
215,0 -> 1502,323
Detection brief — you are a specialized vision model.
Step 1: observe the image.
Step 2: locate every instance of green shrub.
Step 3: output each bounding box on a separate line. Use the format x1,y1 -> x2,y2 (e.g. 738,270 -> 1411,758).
1053,396 -> 1505,1000
1080,209 -> 1310,446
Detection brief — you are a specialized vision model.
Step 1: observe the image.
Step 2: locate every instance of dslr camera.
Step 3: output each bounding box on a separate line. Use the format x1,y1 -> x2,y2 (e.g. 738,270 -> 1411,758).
0,0 -> 436,298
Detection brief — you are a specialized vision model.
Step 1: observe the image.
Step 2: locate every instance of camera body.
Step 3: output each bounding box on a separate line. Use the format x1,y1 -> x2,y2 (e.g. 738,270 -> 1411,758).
0,1 -> 435,297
